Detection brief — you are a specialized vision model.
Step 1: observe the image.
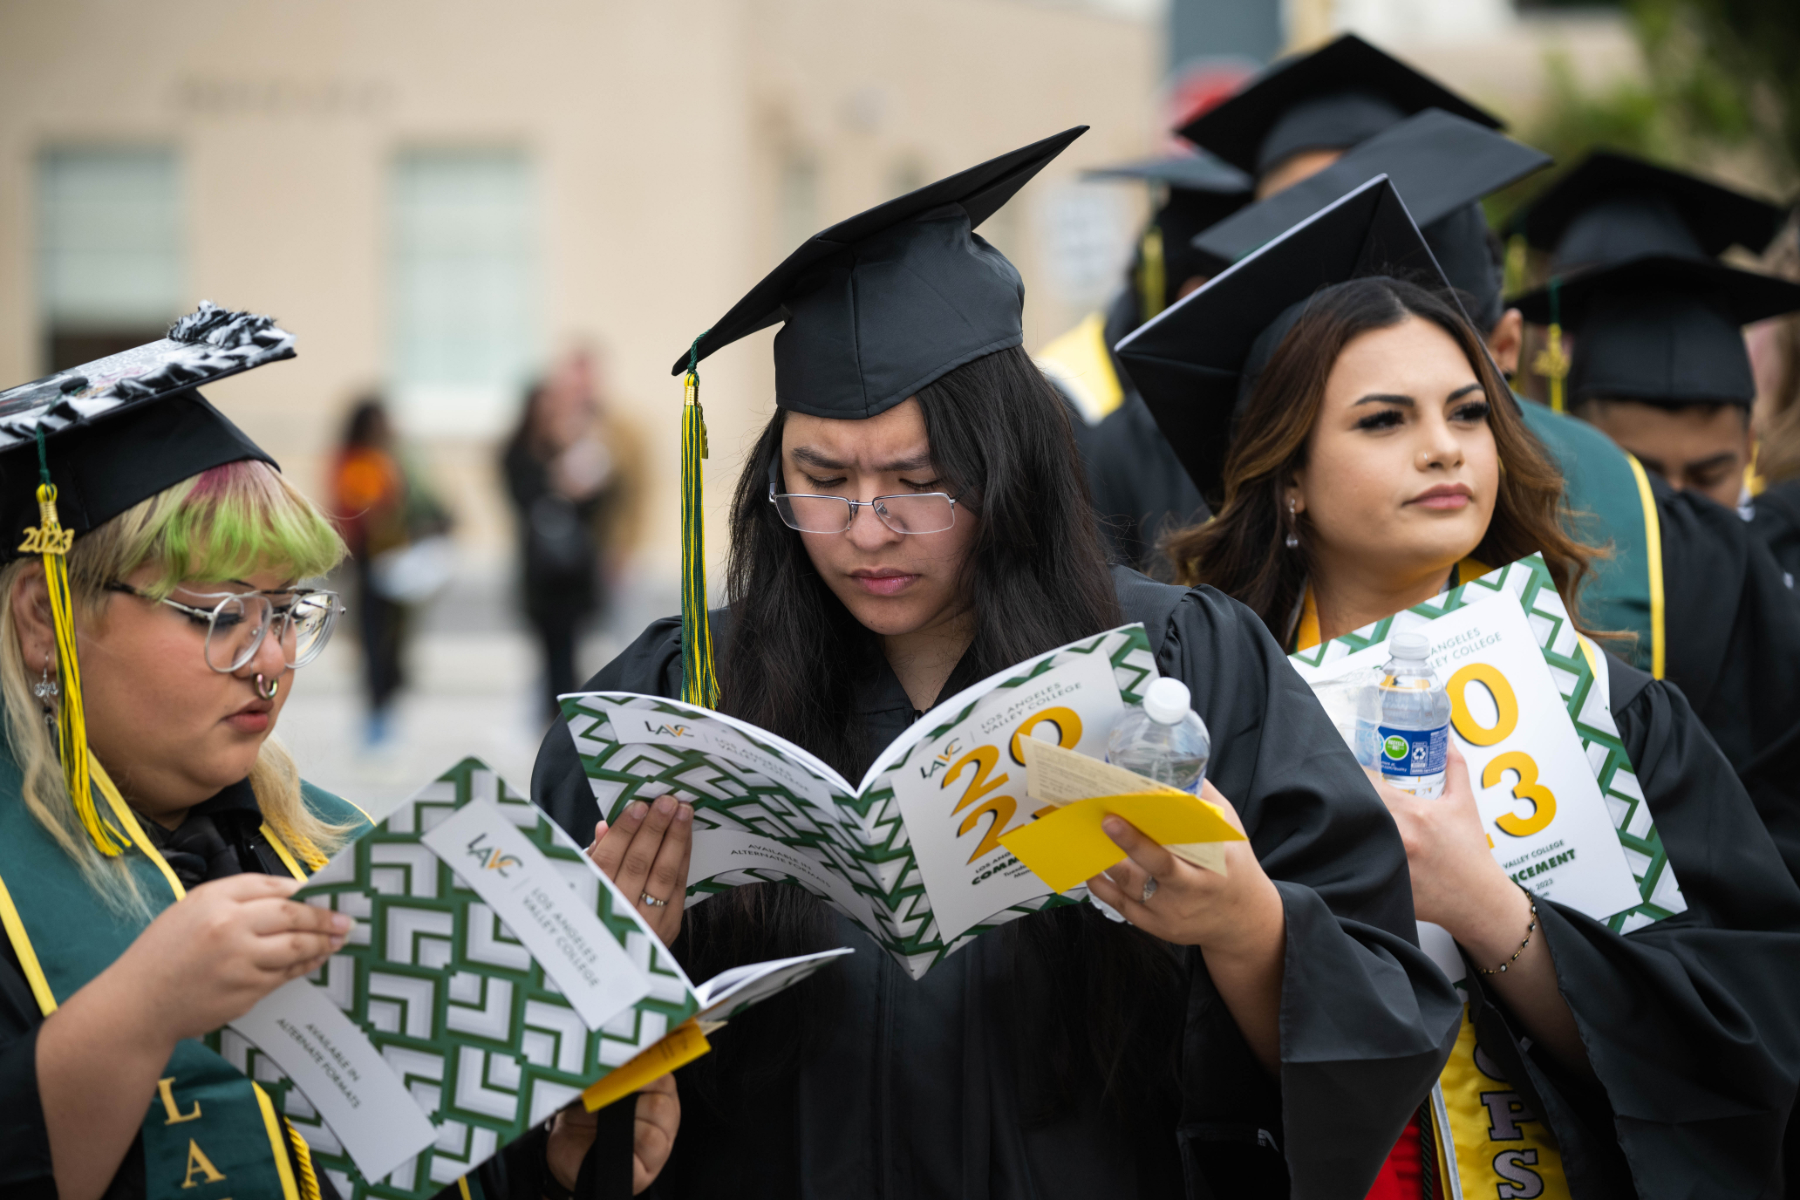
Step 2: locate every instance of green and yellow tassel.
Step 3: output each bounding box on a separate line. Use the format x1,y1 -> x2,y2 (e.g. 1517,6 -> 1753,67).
1136,224 -> 1166,323
23,429 -> 122,856
1532,276 -> 1570,415
680,335 -> 720,710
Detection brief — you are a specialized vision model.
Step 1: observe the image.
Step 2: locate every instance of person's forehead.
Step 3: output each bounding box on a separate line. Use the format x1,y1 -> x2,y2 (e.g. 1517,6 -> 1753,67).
782,399 -> 930,459
1324,318 -> 1475,396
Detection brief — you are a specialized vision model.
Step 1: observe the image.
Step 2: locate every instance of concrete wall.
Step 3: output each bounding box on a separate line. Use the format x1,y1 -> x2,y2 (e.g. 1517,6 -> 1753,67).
0,0 -> 1158,594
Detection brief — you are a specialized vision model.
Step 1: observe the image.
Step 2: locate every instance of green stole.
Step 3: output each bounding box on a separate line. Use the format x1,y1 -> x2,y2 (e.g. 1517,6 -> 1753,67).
0,749 -> 368,1199
1515,398 -> 1665,678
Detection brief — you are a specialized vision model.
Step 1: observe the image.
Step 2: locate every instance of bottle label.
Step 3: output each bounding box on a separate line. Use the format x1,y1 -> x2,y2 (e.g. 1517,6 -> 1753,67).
1377,724 -> 1448,780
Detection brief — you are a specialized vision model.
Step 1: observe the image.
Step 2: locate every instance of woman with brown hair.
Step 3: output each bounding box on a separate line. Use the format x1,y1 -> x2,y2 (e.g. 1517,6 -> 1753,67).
1120,182 -> 1800,1198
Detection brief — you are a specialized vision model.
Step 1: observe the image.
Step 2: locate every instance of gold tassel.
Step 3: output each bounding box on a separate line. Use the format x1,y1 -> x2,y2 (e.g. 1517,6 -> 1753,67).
1137,225 -> 1166,322
1531,277 -> 1569,415
283,1118 -> 324,1200
680,337 -> 719,709
22,431 -> 121,856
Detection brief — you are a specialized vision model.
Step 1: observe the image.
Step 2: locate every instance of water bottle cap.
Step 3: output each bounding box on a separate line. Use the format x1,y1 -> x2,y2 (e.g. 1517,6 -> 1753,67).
1389,631 -> 1430,661
1142,677 -> 1192,725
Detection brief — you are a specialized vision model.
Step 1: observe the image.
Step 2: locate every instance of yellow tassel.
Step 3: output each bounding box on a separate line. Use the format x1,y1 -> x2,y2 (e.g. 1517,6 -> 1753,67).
680,349 -> 720,710
1137,225 -> 1166,322
20,474 -> 121,857
283,1118 -> 323,1200
1534,323 -> 1569,416
1531,276 -> 1569,415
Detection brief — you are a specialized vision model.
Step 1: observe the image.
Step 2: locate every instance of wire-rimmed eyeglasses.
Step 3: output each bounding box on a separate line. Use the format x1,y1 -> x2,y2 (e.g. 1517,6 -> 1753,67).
104,583 -> 344,674
766,458 -> 959,535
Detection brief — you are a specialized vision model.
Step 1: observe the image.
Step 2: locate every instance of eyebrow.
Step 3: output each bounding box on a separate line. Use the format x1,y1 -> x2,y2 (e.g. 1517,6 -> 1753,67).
1682,452 -> 1739,474
789,445 -> 935,473
1351,383 -> 1484,409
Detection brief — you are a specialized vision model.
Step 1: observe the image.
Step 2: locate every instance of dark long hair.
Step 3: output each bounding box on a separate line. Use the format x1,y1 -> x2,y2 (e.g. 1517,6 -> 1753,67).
1165,276 -> 1597,642
679,345 -> 1186,1126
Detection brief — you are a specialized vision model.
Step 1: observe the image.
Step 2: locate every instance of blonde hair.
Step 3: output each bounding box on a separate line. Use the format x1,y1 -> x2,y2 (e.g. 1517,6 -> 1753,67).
1,460 -> 357,911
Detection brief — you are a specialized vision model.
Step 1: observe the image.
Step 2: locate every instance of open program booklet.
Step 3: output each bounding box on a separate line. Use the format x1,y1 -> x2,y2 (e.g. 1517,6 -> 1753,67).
209,758 -> 848,1200
561,624 -> 1160,979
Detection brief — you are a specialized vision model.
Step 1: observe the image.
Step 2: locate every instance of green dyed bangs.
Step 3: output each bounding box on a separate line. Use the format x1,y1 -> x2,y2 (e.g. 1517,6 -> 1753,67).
110,460 -> 346,596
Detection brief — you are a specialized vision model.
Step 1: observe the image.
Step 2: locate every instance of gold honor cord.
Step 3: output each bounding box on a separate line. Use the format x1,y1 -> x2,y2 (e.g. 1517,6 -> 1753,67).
1136,225 -> 1166,323
24,430 -> 122,856
1533,276 -> 1570,415
681,333 -> 720,710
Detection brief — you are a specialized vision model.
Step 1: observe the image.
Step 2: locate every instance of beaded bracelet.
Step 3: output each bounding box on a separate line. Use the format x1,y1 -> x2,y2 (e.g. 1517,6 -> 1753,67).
1476,894 -> 1539,976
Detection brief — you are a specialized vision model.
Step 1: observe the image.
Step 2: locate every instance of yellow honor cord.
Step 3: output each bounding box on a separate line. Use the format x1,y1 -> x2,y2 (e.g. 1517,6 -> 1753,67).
1533,275 -> 1569,415
21,472 -> 121,857
680,339 -> 720,710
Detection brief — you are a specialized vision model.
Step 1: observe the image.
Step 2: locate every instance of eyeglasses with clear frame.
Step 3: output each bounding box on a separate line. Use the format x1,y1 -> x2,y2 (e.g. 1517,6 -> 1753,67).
104,583 -> 345,674
766,457 -> 959,535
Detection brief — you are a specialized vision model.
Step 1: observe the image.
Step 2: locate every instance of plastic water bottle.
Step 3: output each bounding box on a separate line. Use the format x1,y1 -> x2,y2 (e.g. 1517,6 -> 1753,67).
1106,677 -> 1211,794
1354,632 -> 1451,798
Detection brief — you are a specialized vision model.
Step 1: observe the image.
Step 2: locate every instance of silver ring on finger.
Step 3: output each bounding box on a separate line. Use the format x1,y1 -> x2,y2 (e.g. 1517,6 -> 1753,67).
639,891 -> 669,908
1140,876 -> 1158,904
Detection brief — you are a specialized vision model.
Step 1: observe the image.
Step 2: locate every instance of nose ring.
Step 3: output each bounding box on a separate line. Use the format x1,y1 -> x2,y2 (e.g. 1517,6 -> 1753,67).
254,673 -> 280,700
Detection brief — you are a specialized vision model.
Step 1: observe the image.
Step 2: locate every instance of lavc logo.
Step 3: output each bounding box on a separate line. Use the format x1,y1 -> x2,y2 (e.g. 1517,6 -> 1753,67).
465,833 -> 522,878
650,723 -> 695,738
919,739 -> 964,781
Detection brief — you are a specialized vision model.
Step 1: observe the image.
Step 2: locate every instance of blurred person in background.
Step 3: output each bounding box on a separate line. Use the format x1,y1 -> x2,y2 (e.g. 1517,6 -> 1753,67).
328,395 -> 454,749
1749,209 -> 1800,583
503,349 -> 641,723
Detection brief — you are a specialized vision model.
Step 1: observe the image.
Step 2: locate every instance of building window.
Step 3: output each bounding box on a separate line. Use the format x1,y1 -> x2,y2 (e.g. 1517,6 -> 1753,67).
390,149 -> 536,436
37,147 -> 183,371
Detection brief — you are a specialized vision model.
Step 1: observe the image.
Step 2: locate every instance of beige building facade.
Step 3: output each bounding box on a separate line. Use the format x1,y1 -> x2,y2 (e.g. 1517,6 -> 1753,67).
0,0 -> 1161,593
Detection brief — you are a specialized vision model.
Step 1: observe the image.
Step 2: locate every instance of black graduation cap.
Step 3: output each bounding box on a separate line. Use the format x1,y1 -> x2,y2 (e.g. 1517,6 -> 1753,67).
1177,34 -> 1504,177
1510,151 -> 1786,271
1514,256 -> 1800,407
1083,152 -> 1252,195
1116,175 -> 1449,503
669,126 -> 1085,420
1190,108 -> 1549,329
0,302 -> 286,561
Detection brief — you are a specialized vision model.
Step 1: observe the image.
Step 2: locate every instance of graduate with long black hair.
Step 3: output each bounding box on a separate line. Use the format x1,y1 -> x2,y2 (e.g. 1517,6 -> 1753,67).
1125,178 -> 1800,1198
532,130 -> 1462,1199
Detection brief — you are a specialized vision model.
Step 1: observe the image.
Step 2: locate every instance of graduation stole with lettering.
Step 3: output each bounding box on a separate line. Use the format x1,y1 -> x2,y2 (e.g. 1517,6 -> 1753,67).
0,750 -> 358,1199
1291,553 -> 1685,1200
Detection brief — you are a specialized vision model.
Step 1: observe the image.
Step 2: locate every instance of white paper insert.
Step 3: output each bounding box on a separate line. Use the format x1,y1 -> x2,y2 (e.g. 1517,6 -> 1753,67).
231,977 -> 438,1182
419,798 -> 652,1028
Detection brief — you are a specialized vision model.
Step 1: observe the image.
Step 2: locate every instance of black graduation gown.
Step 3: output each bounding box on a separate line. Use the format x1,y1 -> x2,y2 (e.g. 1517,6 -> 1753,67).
1653,476 -> 1800,885
1463,650 -> 1800,1199
532,565 -> 1463,1199
0,779 -> 627,1200
1749,477 -> 1800,587
1077,292 -> 1210,577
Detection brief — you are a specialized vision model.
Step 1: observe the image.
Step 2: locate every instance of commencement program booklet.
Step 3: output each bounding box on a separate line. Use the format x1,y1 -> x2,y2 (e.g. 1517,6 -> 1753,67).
1288,553 -> 1686,942
210,758 -> 848,1200
561,624 -> 1159,979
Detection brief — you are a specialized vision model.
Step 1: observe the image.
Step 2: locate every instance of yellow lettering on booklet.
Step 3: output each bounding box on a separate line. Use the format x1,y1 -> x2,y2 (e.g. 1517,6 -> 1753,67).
1435,1007 -> 1570,1200
581,1020 -> 712,1113
182,1139 -> 227,1186
998,790 -> 1242,894
157,1076 -> 202,1124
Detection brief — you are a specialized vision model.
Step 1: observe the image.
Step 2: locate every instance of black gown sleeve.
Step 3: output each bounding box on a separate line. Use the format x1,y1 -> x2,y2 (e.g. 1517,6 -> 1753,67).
1749,479 -> 1800,585
1465,653 -> 1800,1199
533,616 -> 685,842
1655,479 -> 1800,884
0,946 -> 53,1199
1153,584 -> 1463,1198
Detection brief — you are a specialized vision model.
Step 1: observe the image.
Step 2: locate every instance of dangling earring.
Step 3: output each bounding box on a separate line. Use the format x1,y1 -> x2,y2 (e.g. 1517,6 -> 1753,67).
1285,497 -> 1300,550
32,657 -> 58,703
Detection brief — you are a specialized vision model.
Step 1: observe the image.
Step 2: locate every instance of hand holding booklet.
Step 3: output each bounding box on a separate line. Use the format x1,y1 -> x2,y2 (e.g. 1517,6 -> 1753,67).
561,622 -> 1246,979
210,758 -> 847,1199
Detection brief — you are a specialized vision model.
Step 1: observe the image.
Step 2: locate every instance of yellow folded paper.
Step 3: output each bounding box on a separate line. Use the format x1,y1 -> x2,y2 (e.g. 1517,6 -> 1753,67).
581,1019 -> 712,1112
997,789 -> 1245,895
